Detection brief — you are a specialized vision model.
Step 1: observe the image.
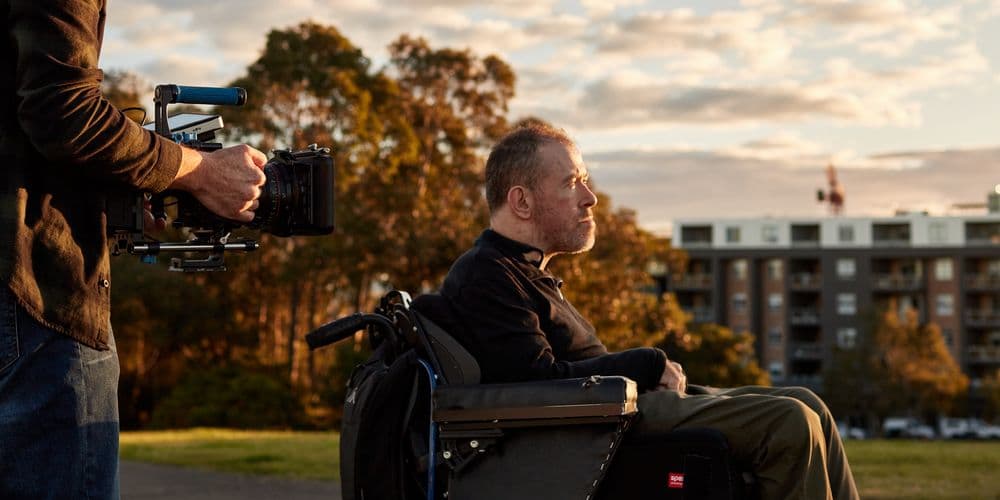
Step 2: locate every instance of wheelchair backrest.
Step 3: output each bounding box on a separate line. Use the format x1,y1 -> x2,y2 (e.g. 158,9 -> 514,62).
410,293 -> 481,385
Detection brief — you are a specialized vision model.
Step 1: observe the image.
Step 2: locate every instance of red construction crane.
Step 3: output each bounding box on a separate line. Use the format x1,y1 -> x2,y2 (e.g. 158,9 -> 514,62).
816,163 -> 845,215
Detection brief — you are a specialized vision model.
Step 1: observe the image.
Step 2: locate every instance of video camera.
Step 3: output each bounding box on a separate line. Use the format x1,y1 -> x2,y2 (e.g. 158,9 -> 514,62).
108,84 -> 335,271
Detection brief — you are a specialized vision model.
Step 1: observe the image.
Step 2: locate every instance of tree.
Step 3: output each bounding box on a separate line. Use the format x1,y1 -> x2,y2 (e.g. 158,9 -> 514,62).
216,23 -> 516,415
825,306 -> 969,430
876,309 -> 968,416
666,322 -> 769,388
981,369 -> 1000,422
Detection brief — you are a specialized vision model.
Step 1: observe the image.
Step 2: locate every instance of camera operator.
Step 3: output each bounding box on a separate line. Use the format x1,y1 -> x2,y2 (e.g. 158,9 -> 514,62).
0,1 -> 266,498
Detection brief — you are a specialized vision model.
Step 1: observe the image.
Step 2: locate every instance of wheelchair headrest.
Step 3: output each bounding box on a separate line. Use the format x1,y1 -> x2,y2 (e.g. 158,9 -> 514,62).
412,293 -> 482,385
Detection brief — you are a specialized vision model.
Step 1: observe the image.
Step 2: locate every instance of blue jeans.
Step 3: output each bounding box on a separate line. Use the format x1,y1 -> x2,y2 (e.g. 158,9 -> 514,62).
0,286 -> 120,500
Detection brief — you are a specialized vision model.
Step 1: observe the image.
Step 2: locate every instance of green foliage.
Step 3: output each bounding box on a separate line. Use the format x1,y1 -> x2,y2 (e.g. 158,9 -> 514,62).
978,368 -> 1000,421
825,306 -> 969,425
665,322 -> 770,388
151,364 -> 305,429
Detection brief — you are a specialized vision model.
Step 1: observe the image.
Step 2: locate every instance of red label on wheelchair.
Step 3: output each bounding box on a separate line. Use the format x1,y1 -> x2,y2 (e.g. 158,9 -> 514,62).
668,472 -> 685,489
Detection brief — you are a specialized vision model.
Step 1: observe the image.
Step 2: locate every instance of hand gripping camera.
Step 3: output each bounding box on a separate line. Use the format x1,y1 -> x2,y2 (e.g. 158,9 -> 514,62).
108,84 -> 335,271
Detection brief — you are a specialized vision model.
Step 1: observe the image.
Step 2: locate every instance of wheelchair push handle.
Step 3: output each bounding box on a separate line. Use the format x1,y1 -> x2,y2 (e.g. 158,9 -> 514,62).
306,313 -> 368,349
306,312 -> 396,350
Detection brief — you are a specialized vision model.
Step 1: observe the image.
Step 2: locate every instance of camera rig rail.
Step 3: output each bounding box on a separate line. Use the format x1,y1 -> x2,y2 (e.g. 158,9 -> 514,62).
109,84 -> 336,272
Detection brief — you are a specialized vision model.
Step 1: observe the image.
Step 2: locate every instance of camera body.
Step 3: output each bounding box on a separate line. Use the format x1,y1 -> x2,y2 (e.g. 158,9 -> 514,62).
158,144 -> 335,237
109,84 -> 335,271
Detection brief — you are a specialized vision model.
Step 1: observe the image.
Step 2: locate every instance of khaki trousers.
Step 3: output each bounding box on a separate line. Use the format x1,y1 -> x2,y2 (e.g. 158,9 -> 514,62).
634,386 -> 859,500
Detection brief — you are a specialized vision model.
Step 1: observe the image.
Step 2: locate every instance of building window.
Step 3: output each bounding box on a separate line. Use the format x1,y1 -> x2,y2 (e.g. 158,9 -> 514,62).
732,293 -> 748,313
768,362 -> 785,381
934,258 -> 953,281
768,293 -> 783,310
837,327 -> 858,349
988,260 -> 1000,277
726,226 -> 741,243
936,294 -> 954,316
838,225 -> 855,243
731,259 -> 747,280
836,258 -> 856,280
942,329 -> 954,347
837,293 -> 857,315
929,222 -> 947,243
768,327 -> 782,345
762,225 -> 779,243
767,259 -> 783,280
989,332 -> 1000,347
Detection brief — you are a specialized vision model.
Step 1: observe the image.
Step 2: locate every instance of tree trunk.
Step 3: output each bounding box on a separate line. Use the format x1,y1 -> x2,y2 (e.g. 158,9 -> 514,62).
287,281 -> 301,383
306,278 -> 319,390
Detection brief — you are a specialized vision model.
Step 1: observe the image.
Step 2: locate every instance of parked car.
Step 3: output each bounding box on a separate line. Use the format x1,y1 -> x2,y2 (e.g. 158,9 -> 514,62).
969,419 -> 1000,439
837,421 -> 868,440
884,417 -> 935,439
938,417 -> 973,439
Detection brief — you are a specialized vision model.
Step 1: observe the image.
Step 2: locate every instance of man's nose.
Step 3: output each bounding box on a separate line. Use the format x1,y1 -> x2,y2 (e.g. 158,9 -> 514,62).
581,183 -> 598,207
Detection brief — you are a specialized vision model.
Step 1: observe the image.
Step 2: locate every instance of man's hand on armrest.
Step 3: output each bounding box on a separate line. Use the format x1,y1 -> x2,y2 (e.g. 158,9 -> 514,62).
657,360 -> 687,393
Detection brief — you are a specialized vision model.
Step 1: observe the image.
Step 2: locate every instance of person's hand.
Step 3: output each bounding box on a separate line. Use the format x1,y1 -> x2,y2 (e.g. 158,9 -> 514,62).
142,197 -> 166,235
170,144 -> 267,223
658,360 -> 687,393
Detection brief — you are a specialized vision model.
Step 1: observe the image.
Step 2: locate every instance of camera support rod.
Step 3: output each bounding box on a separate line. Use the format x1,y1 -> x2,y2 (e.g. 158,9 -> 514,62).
130,241 -> 260,255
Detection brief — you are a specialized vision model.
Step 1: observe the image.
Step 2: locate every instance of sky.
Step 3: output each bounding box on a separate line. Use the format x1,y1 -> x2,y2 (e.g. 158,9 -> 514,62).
103,0 -> 1000,235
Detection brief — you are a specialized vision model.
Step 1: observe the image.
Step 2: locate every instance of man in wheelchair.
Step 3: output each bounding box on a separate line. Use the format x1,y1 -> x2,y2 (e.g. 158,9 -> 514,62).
432,123 -> 859,500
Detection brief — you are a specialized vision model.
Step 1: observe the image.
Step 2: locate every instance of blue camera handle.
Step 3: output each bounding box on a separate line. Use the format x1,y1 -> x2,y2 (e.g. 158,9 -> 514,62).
153,84 -> 247,138
172,85 -> 247,106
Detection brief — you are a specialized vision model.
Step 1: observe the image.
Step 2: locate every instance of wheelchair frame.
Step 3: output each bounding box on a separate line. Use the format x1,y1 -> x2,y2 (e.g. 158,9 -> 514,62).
308,290 -> 756,500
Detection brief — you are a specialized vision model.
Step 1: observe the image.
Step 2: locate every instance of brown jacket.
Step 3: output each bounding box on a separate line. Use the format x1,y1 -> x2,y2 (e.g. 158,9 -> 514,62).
1,0 -> 182,348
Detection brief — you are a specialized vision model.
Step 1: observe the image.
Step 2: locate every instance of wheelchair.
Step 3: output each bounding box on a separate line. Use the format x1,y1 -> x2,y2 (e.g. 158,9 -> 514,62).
307,290 -> 758,500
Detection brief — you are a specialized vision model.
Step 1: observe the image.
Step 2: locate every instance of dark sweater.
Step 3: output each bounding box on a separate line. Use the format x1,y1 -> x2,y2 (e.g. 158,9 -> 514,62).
1,0 -> 182,348
440,229 -> 667,392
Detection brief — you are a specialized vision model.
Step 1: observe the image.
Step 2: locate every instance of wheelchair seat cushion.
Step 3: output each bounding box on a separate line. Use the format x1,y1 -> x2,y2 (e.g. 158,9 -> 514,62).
434,375 -> 637,426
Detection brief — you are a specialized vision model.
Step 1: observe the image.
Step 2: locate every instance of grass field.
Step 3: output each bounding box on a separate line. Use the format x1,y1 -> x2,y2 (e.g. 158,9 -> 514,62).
120,428 -> 340,481
844,440 -> 999,500
121,430 -> 1000,499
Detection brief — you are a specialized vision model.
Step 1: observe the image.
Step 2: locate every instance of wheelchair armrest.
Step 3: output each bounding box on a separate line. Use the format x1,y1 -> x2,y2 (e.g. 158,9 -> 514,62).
433,375 -> 637,427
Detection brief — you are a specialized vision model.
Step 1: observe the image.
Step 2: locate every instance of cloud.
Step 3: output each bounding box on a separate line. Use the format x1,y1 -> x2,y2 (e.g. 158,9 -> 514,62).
593,8 -> 794,70
566,77 -> 888,128
587,144 -> 1000,235
139,54 -> 229,87
782,0 -> 961,57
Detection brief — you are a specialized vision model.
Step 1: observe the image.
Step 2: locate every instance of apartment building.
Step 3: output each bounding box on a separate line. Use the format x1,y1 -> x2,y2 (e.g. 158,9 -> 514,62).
670,211 -> 1000,393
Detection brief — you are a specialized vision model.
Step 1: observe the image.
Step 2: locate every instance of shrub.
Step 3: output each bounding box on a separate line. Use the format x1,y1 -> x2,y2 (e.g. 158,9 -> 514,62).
151,364 -> 305,429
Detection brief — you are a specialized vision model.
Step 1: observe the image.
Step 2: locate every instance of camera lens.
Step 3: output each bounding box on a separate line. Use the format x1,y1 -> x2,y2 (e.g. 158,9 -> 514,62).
253,161 -> 294,236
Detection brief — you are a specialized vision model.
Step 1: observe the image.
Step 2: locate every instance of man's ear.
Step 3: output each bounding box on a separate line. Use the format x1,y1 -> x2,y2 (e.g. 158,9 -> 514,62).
507,185 -> 533,220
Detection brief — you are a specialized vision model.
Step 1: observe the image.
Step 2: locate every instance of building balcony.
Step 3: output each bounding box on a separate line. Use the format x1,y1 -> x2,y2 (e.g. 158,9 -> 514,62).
789,308 -> 821,325
790,342 -> 824,361
681,240 -> 712,249
671,273 -> 713,290
790,273 -> 822,289
688,307 -> 716,324
967,345 -> 1000,364
964,274 -> 1000,290
964,310 -> 1000,327
872,273 -> 923,291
